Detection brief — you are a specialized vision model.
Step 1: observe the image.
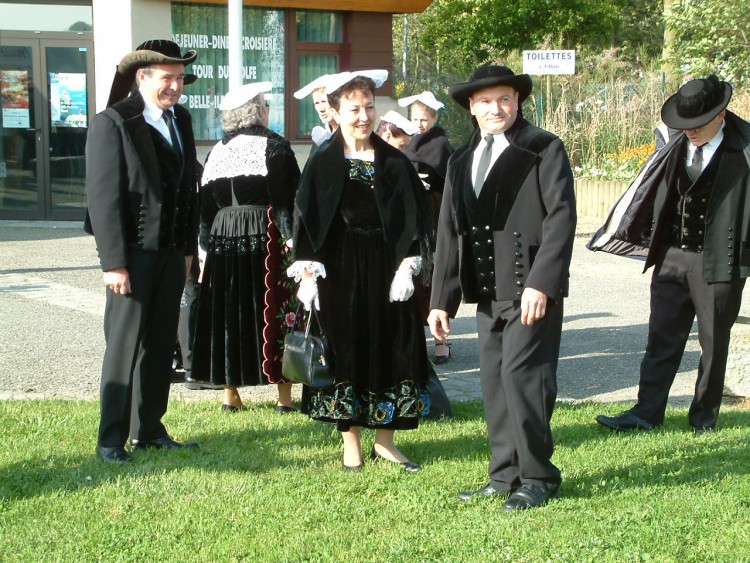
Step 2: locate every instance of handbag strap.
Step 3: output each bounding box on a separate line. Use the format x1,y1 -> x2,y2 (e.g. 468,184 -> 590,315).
293,304 -> 325,338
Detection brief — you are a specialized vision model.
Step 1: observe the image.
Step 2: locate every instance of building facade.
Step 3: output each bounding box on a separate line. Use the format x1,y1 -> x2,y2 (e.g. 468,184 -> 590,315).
0,0 -> 431,220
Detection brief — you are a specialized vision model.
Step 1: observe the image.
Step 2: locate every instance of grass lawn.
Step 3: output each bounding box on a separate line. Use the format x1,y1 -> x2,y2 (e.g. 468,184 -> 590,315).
1,399 -> 749,562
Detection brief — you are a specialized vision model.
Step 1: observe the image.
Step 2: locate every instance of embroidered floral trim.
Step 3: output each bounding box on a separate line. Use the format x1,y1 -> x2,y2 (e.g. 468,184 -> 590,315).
346,158 -> 375,185
307,380 -> 431,425
286,260 -> 327,282
201,136 -> 269,185
207,233 -> 268,255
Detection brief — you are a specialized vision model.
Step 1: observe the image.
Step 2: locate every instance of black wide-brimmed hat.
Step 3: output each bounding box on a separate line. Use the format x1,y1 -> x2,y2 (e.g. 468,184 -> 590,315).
449,65 -> 532,109
661,75 -> 732,130
106,39 -> 197,107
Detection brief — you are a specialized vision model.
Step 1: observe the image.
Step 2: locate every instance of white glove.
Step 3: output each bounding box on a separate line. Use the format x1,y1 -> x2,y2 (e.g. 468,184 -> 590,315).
297,277 -> 319,311
287,261 -> 326,311
389,256 -> 423,302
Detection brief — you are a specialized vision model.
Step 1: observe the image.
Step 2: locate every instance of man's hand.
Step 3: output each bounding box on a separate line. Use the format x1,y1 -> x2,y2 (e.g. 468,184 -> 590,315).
185,255 -> 193,276
103,267 -> 131,295
427,309 -> 450,341
521,287 -> 548,326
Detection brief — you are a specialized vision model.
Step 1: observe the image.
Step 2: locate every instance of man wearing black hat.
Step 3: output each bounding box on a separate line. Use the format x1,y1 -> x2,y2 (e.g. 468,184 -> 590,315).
593,75 -> 750,434
428,65 -> 576,510
85,40 -> 201,464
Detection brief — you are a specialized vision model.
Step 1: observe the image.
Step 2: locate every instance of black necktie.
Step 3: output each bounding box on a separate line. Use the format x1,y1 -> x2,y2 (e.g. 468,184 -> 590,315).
162,111 -> 182,161
687,144 -> 705,183
474,134 -> 494,196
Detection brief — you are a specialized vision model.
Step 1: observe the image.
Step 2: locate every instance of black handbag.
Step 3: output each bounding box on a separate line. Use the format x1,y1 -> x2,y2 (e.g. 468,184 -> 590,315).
281,307 -> 333,388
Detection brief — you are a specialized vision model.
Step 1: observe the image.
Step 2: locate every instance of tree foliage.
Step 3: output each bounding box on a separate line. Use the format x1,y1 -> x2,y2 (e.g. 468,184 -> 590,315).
665,0 -> 750,87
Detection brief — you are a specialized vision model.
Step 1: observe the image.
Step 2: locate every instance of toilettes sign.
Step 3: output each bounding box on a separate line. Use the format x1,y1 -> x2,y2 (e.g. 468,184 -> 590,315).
522,50 -> 576,75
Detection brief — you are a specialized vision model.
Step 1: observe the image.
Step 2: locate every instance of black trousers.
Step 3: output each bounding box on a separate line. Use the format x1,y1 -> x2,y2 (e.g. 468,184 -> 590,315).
476,297 -> 564,493
98,249 -> 185,447
632,246 -> 745,428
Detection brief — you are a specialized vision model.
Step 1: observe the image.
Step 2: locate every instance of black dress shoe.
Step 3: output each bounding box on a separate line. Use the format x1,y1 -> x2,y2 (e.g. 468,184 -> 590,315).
502,484 -> 558,511
342,462 -> 363,472
96,445 -> 132,465
275,405 -> 297,413
595,411 -> 654,431
458,482 -> 510,501
693,425 -> 716,435
369,447 -> 421,472
130,436 -> 199,450
221,404 -> 247,412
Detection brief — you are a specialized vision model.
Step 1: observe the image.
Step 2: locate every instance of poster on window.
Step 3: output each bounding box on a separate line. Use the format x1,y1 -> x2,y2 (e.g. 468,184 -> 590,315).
49,73 -> 87,127
1,70 -> 31,128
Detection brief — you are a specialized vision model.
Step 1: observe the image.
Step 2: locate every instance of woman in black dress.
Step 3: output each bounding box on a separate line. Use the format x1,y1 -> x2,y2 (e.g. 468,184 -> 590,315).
399,91 -> 456,364
192,82 -> 300,412
290,71 -> 433,472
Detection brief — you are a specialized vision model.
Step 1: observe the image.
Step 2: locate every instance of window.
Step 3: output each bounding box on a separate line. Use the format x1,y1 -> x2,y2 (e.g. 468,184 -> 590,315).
292,10 -> 345,140
171,2 -> 285,141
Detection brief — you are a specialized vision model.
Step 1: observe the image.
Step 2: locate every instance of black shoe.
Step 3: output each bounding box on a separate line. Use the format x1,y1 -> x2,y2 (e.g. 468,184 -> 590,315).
458,482 -> 510,501
595,411 -> 654,432
342,462 -> 363,472
275,405 -> 297,413
96,445 -> 132,465
432,342 -> 452,365
185,376 -> 223,390
130,436 -> 199,450
693,425 -> 716,435
170,368 -> 185,384
369,446 -> 421,473
221,404 -> 247,412
502,484 -> 558,511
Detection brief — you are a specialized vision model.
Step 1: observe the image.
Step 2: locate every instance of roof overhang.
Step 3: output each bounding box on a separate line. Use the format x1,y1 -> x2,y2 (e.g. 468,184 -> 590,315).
176,0 -> 434,14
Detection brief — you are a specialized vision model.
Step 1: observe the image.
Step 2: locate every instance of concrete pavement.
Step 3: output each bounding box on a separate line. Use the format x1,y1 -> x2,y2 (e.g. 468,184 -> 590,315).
1,219 -> 749,405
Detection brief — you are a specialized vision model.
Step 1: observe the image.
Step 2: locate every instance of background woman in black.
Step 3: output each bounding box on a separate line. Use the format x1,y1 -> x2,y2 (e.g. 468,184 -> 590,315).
399,92 -> 456,364
290,71 -> 433,472
192,82 -> 300,412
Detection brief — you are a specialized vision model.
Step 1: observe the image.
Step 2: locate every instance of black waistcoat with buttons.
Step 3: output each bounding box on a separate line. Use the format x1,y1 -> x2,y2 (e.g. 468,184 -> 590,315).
662,142 -> 720,252
463,191 -> 496,298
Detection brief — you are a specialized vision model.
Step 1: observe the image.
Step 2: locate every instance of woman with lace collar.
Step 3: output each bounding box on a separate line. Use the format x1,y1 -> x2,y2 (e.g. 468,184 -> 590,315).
191,82 -> 301,413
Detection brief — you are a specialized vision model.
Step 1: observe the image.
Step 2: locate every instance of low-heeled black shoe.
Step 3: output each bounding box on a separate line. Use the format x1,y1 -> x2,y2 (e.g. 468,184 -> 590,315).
370,447 -> 421,473
96,445 -> 132,465
595,411 -> 654,432
693,425 -> 716,435
342,462 -> 363,472
275,405 -> 297,413
221,404 -> 247,412
130,436 -> 199,450
502,484 -> 558,511
432,342 -> 452,365
458,482 -> 510,501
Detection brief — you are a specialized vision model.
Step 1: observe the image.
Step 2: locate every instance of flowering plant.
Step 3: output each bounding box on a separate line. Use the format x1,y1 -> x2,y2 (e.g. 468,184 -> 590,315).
575,142 -> 655,180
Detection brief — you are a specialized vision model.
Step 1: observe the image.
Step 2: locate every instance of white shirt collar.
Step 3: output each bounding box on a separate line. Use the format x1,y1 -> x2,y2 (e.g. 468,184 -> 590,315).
139,86 -> 174,121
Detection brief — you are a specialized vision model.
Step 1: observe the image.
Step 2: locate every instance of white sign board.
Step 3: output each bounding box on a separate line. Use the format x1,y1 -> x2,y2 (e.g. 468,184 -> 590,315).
522,50 -> 576,75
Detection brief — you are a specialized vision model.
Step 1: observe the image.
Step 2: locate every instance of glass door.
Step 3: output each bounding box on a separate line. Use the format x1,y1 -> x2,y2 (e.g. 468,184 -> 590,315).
43,40 -> 92,219
0,40 -> 42,216
0,35 -> 93,220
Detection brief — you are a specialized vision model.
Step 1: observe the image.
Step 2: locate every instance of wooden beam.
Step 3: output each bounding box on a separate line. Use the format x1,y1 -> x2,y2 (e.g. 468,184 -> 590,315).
174,0 -> 433,13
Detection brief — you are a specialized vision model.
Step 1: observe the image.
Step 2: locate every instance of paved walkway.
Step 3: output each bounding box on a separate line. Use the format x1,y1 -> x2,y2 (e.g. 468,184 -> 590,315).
1,219 -> 749,406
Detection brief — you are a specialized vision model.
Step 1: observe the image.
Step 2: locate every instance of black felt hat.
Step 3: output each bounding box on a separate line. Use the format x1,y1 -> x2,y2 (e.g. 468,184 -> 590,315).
661,75 -> 732,130
449,65 -> 532,109
106,39 -> 197,107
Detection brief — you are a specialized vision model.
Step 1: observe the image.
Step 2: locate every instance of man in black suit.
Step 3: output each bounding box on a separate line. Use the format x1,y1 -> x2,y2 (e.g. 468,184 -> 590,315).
85,40 -> 201,464
594,76 -> 750,434
428,65 -> 576,510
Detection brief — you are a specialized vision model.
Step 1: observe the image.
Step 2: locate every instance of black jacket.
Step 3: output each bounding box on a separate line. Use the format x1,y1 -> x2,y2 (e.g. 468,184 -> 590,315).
84,92 -> 199,270
430,118 -> 577,314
